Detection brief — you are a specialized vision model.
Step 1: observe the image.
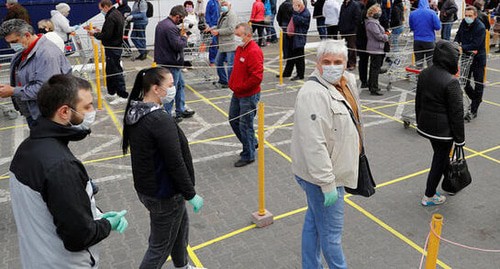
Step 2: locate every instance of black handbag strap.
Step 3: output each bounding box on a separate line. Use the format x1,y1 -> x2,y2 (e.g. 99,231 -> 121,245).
307,76 -> 364,151
452,144 -> 465,160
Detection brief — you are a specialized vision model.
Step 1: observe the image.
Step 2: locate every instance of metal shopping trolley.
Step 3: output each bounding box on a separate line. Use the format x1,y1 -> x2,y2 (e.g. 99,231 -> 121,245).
0,52 -> 18,120
401,52 -> 474,128
183,32 -> 217,85
67,33 -> 95,78
385,28 -> 414,91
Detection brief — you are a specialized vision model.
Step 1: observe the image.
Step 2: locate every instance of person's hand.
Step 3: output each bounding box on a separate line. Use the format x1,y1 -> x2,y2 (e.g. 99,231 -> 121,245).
203,27 -> 212,33
126,15 -> 133,22
323,189 -> 339,207
102,210 -> 128,233
211,29 -> 219,36
0,84 -> 14,98
124,12 -> 130,17
472,50 -> 478,55
188,194 -> 204,213
73,24 -> 80,30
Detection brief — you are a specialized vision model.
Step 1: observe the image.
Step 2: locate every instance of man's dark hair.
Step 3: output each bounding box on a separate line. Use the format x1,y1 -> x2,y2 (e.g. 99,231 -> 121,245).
99,0 -> 113,8
465,5 -> 478,15
38,74 -> 92,119
170,5 -> 188,17
0,19 -> 34,38
184,1 -> 194,7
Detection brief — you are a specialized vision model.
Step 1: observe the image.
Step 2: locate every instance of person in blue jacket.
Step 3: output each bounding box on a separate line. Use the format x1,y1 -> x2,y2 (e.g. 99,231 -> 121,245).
409,0 -> 441,68
454,6 -> 486,121
205,0 -> 220,64
126,0 -> 149,60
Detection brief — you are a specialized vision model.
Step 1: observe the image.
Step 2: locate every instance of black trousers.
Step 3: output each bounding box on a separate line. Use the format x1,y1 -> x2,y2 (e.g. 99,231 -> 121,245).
414,40 -> 434,68
464,58 -> 486,114
358,51 -> 369,84
425,139 -> 453,197
283,47 -> 305,78
252,21 -> 266,46
368,54 -> 384,92
344,35 -> 357,68
326,25 -> 338,39
105,48 -> 128,98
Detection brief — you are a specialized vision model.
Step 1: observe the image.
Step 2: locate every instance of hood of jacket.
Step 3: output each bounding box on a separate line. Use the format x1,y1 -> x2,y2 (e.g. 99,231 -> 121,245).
125,100 -> 163,125
30,116 -> 90,142
418,0 -> 430,9
432,40 -> 460,74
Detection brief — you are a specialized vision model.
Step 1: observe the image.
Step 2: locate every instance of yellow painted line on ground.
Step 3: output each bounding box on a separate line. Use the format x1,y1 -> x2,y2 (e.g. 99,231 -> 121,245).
489,81 -> 500,86
464,145 -> 500,164
185,84 -> 229,117
82,153 -> 130,164
187,245 -> 204,268
274,206 -> 307,221
362,105 -> 405,124
0,124 -> 27,132
486,67 -> 500,73
363,99 -> 415,112
102,101 -> 123,136
0,175 -> 8,180
345,198 -> 452,269
264,141 -> 292,162
484,99 -> 500,108
192,224 -> 257,251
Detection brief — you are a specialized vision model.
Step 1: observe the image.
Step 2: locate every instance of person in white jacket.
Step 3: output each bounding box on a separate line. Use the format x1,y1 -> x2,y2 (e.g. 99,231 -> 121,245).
323,0 -> 341,39
291,39 -> 361,269
50,3 -> 79,42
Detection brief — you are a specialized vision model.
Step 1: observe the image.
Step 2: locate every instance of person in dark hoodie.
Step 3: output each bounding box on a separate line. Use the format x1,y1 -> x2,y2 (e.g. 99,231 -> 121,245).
116,0 -> 133,57
409,0 -> 441,68
122,67 -> 204,269
415,40 -> 465,206
10,74 -> 128,268
276,0 -> 293,77
438,0 -> 458,41
356,0 -> 377,89
454,5 -> 486,121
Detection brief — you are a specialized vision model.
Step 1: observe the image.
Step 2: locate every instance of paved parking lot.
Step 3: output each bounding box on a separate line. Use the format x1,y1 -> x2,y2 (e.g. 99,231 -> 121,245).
1,41 -> 499,268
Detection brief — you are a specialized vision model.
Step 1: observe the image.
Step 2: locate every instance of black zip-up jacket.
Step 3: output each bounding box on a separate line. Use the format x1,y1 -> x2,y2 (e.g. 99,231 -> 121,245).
277,0 -> 293,28
311,0 -> 326,18
94,7 -> 124,47
390,0 -> 404,28
415,40 -> 465,145
125,102 -> 196,200
339,0 -> 362,34
454,18 -> 486,66
9,117 -> 111,267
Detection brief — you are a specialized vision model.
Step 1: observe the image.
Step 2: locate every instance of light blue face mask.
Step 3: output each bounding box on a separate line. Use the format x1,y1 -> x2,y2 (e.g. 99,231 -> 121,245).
321,65 -> 344,84
464,17 -> 474,24
101,10 -> 106,16
221,6 -> 229,13
10,43 -> 24,52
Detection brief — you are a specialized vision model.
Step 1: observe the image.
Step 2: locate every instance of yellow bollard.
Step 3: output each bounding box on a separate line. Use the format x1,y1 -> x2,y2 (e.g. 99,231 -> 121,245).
151,62 -> 157,68
425,214 -> 443,269
279,30 -> 283,86
485,30 -> 490,82
251,102 -> 274,228
100,43 -> 107,88
93,42 -> 102,110
257,102 -> 265,216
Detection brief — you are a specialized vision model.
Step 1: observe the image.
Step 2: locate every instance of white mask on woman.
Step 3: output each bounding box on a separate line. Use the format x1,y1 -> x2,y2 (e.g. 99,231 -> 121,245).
321,65 -> 344,84
160,86 -> 176,104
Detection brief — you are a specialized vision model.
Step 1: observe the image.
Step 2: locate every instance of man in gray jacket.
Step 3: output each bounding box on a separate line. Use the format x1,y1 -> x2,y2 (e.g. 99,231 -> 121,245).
210,0 -> 237,88
0,19 -> 71,128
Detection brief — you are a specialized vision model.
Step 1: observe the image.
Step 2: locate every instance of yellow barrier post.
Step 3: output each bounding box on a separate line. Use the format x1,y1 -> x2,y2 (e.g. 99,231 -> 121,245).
279,30 -> 283,86
100,43 -> 107,88
425,214 -> 444,269
88,23 -> 102,110
251,102 -> 274,228
485,30 -> 490,82
151,62 -> 157,68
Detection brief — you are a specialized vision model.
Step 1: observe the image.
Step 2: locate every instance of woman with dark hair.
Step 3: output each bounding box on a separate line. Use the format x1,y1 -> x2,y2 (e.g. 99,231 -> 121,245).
122,67 -> 204,269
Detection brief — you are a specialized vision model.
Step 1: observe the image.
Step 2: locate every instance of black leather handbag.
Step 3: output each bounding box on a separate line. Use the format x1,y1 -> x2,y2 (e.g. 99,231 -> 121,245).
442,145 -> 472,194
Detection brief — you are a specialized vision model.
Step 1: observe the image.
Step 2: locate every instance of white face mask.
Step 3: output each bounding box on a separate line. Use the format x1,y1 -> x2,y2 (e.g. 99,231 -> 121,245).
70,109 -> 96,131
234,36 -> 245,47
321,65 -> 345,84
160,86 -> 176,104
10,43 -> 24,52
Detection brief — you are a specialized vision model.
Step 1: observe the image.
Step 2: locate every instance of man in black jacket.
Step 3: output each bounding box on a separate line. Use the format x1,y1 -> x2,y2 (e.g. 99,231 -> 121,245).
415,40 -> 465,206
338,0 -> 361,70
454,6 -> 486,120
276,0 -> 293,66
311,0 -> 327,39
89,0 -> 128,105
9,74 -> 128,268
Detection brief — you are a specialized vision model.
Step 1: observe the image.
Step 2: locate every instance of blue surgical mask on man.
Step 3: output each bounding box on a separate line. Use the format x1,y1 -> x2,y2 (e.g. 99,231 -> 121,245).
10,43 -> 24,52
464,17 -> 474,24
221,6 -> 229,13
321,65 -> 344,84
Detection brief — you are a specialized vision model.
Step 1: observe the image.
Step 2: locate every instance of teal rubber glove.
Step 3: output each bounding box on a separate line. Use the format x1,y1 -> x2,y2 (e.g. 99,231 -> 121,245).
188,194 -> 204,213
73,24 -> 80,30
102,210 -> 128,233
323,189 -> 339,207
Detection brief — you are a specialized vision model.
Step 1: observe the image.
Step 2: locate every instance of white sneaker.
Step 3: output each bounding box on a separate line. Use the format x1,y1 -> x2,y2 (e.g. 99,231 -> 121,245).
109,97 -> 128,105
421,192 -> 446,206
175,265 -> 206,269
104,93 -> 116,102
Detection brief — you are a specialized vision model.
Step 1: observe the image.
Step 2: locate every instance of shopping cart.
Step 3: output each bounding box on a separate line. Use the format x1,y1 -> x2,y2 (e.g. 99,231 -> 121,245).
401,52 -> 474,128
0,53 -> 18,120
385,28 -> 414,91
183,32 -> 217,85
67,33 -> 95,78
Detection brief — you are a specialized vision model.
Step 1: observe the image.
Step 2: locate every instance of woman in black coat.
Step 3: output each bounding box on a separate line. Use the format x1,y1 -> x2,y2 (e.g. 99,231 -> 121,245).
415,40 -> 465,206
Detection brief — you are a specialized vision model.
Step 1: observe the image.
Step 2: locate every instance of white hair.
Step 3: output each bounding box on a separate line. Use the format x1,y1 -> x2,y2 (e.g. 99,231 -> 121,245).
56,3 -> 71,14
317,39 -> 348,62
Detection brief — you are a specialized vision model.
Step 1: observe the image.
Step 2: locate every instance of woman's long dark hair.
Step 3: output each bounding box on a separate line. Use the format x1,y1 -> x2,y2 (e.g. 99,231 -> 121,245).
122,67 -> 170,155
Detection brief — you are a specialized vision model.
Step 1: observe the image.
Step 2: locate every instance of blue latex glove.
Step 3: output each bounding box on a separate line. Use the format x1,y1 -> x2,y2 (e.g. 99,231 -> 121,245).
73,24 -> 80,30
188,194 -> 204,213
323,189 -> 339,207
102,210 -> 128,233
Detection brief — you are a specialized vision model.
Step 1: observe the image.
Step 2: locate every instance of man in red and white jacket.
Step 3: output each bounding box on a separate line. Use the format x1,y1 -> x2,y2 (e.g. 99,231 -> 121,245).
228,22 -> 264,167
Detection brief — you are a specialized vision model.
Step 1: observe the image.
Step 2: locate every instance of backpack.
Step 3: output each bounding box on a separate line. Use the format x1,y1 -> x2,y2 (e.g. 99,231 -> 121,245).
145,1 -> 153,18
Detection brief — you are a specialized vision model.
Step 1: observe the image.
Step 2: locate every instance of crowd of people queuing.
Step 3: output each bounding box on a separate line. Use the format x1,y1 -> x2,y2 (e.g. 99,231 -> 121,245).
0,0 -> 498,268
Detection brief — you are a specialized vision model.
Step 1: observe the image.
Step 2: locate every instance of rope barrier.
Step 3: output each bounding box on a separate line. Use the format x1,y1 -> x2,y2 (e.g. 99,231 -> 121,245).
429,221 -> 500,253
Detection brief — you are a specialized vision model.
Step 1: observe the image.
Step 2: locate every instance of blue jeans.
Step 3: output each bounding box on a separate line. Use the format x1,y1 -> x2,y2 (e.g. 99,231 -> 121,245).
131,24 -> 147,55
266,15 -> 277,41
316,17 -> 327,39
209,36 -> 218,64
215,51 -> 235,85
390,26 -> 404,52
228,93 -> 260,161
296,176 -> 347,269
164,67 -> 186,115
441,22 -> 453,41
138,193 -> 189,269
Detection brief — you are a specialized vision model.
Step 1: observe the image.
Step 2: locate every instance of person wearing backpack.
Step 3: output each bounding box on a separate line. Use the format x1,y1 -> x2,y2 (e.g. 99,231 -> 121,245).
126,0 -> 149,60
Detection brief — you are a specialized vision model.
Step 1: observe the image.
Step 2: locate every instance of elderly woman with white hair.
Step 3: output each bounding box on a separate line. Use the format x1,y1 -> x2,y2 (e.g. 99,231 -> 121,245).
51,3 -> 80,42
291,39 -> 361,269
